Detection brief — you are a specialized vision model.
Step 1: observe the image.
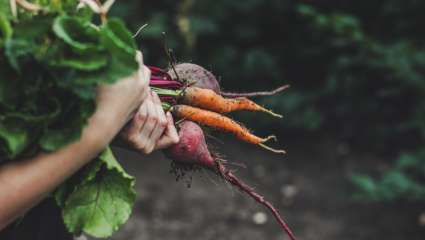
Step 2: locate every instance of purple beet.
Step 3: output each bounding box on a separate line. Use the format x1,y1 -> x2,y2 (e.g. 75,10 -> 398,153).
167,63 -> 221,94
164,121 -> 216,168
164,121 -> 297,240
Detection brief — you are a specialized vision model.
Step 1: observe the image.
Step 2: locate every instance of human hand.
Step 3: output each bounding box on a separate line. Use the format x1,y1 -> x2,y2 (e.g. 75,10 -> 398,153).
120,91 -> 180,154
89,51 -> 151,146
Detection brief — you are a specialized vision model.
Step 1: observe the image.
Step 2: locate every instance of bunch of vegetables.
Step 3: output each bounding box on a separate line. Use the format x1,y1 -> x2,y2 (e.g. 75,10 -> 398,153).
148,63 -> 295,240
0,0 -> 295,239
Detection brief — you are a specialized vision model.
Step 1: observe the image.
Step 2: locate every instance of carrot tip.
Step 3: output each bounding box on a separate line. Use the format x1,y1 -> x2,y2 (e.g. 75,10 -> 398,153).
263,135 -> 277,142
261,108 -> 283,118
259,143 -> 287,154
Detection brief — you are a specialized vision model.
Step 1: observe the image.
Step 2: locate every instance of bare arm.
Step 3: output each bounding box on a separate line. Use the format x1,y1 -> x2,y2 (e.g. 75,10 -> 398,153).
0,112 -> 119,229
0,51 -> 151,230
0,51 -> 180,230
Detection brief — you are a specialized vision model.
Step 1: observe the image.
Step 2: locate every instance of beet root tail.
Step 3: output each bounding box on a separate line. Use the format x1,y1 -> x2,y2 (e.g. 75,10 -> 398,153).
217,164 -> 297,240
221,85 -> 290,98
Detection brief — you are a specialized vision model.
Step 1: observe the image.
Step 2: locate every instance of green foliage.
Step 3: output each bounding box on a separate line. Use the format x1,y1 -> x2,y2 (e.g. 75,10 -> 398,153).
0,0 -> 137,237
352,152 -> 425,201
61,148 -> 135,238
0,0 -> 13,20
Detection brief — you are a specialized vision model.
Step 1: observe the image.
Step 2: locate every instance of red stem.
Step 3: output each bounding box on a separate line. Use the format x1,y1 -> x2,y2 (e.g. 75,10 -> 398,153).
221,85 -> 290,98
159,96 -> 177,104
217,164 -> 297,240
149,66 -> 184,90
150,80 -> 183,89
148,66 -> 168,75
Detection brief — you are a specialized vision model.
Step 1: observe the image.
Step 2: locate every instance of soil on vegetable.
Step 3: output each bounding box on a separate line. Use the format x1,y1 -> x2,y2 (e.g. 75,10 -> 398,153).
101,133 -> 425,240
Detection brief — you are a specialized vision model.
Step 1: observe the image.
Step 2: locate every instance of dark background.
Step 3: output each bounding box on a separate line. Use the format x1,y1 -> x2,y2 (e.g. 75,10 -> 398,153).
105,1 -> 425,239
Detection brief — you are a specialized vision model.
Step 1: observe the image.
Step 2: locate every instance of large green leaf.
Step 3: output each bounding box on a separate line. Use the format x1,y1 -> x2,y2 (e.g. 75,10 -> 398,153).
53,16 -> 103,54
72,54 -> 137,85
49,49 -> 108,71
62,148 -> 136,238
100,18 -> 137,57
55,158 -> 104,208
53,18 -> 138,85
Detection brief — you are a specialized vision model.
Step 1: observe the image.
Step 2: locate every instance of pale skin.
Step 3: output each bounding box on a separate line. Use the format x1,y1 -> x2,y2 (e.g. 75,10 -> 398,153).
0,51 -> 179,230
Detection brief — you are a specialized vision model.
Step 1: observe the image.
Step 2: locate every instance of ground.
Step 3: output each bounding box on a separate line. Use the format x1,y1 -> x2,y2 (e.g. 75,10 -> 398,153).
103,134 -> 425,240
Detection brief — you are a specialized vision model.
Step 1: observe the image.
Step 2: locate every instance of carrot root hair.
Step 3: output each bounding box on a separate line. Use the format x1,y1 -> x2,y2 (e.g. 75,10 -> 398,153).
260,107 -> 283,118
259,143 -> 287,154
263,135 -> 277,142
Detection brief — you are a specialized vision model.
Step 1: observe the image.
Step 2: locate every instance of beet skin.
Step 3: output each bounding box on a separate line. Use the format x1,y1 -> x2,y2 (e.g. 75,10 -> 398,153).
164,121 -> 215,168
168,63 -> 221,94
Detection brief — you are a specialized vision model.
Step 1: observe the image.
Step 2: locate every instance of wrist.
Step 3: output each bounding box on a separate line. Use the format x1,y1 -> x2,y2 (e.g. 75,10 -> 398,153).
83,109 -> 126,151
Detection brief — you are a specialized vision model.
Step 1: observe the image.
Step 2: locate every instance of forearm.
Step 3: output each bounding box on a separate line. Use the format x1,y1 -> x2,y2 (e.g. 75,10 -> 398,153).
0,112 -> 122,230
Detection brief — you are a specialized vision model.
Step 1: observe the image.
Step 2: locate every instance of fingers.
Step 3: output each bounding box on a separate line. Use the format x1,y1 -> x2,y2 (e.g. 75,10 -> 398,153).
147,92 -> 167,149
119,88 -> 178,155
155,112 -> 180,150
120,103 -> 148,150
136,95 -> 157,154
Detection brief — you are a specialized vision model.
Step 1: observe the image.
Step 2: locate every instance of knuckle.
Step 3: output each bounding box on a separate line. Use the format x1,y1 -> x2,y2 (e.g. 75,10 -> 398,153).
150,116 -> 159,123
137,112 -> 147,120
128,134 -> 139,144
160,119 -> 167,128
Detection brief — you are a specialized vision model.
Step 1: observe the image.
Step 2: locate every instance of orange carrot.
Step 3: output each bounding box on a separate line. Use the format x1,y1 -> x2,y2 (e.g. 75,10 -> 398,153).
171,105 -> 285,154
181,87 -> 282,118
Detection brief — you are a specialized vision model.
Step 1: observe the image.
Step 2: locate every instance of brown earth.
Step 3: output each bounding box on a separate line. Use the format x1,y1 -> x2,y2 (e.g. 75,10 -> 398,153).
100,135 -> 425,240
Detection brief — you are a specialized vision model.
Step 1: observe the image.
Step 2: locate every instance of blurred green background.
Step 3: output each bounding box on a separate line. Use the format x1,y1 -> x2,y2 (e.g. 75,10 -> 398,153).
110,1 -> 425,203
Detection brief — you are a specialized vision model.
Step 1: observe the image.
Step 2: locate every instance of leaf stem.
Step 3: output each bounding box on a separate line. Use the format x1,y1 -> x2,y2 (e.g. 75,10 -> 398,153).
151,87 -> 183,97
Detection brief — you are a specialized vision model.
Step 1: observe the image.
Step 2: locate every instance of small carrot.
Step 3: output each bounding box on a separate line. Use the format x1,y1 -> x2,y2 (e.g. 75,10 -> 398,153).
181,87 -> 283,118
171,105 -> 286,154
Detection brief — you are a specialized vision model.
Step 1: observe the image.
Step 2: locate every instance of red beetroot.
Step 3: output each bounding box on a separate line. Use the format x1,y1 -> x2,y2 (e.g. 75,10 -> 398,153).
165,121 -> 297,240
166,63 -> 289,98
165,121 -> 216,168
167,63 -> 221,94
